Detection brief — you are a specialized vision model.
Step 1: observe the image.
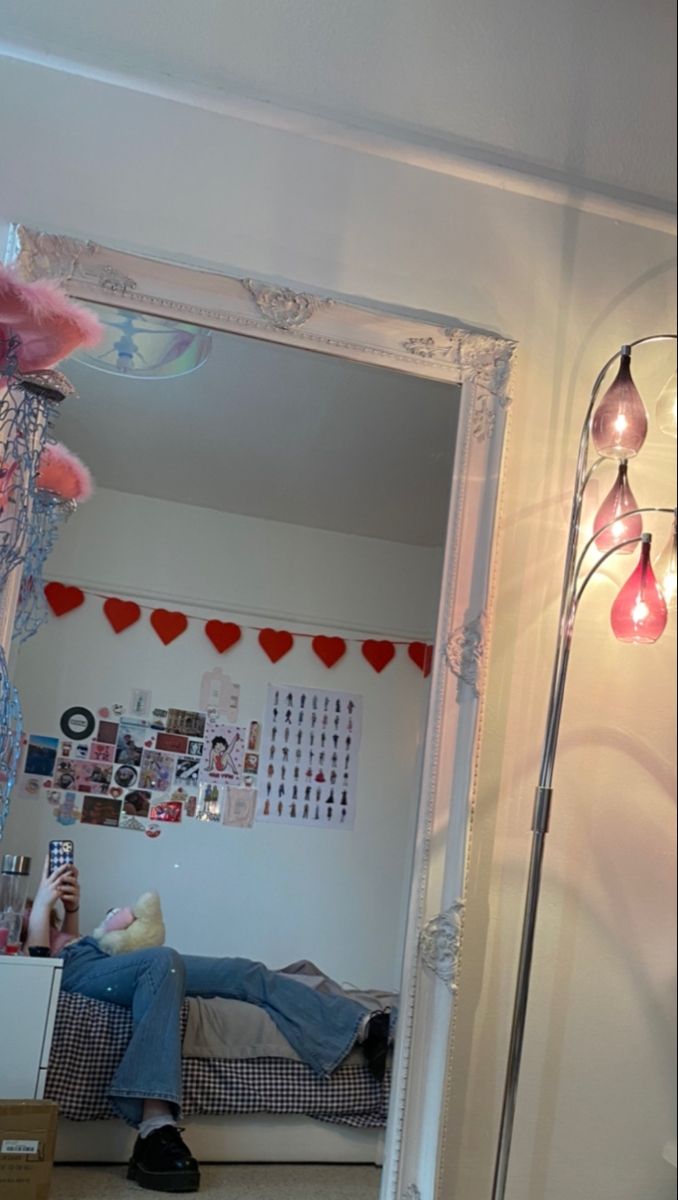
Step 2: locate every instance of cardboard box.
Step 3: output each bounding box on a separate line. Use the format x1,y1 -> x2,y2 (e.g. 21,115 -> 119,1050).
0,1101 -> 58,1200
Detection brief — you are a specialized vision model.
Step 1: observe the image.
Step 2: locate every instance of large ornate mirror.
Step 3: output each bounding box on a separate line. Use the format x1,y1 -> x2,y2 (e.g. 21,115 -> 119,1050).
1,225 -> 515,1200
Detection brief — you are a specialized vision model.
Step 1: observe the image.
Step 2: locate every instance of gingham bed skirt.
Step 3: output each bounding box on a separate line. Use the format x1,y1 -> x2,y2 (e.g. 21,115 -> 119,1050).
45,991 -> 389,1129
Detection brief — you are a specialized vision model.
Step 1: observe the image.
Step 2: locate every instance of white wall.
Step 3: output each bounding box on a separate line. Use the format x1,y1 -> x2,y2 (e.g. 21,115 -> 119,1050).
3,489 -> 441,990
0,53 -> 676,1200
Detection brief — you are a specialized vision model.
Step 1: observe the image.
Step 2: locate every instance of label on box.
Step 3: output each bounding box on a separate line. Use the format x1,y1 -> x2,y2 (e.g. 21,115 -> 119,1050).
1,1139 -> 40,1154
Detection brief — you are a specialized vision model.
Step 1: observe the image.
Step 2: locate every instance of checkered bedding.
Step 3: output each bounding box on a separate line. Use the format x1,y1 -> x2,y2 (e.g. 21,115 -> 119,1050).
45,991 -> 390,1129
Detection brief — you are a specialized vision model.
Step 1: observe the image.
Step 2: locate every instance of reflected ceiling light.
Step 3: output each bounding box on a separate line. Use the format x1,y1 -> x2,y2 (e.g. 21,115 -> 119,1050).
70,305 -> 212,379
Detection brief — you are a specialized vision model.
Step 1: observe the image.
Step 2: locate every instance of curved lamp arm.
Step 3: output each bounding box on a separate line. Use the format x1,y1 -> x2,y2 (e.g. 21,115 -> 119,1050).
573,505 -> 676,588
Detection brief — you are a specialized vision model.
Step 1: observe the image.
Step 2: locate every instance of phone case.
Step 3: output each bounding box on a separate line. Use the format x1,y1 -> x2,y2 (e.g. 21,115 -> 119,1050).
49,840 -> 74,873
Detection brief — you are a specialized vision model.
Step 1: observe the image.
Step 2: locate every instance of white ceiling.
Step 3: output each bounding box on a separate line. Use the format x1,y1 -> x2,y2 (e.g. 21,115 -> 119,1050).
1,0 -> 675,210
57,311 -> 458,547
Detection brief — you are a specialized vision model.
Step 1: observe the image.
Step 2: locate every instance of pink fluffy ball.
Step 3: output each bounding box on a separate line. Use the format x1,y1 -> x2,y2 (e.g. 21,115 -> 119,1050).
0,265 -> 102,372
37,442 -> 93,502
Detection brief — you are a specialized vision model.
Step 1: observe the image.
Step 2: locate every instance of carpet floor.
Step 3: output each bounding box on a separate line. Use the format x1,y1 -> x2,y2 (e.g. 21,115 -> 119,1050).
50,1163 -> 382,1198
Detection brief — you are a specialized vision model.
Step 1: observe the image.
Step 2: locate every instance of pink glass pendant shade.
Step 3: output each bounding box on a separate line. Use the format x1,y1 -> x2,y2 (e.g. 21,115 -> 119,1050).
592,350 -> 648,459
593,461 -> 642,553
611,535 -> 668,643
656,518 -> 677,608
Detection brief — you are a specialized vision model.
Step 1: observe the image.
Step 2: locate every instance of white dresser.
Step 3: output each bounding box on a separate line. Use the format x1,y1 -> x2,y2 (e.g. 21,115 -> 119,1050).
0,956 -> 63,1098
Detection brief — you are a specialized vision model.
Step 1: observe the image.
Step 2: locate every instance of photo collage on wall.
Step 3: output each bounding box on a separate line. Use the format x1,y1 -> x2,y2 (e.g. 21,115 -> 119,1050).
257,684 -> 363,829
19,679 -> 260,837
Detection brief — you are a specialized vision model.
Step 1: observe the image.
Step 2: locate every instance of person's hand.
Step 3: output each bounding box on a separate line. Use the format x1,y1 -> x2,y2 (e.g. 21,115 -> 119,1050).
60,866 -> 80,914
33,856 -> 78,914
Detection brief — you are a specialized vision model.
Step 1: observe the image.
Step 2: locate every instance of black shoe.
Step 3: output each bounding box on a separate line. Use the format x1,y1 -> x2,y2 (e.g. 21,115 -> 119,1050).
362,1010 -> 390,1083
127,1125 -> 200,1193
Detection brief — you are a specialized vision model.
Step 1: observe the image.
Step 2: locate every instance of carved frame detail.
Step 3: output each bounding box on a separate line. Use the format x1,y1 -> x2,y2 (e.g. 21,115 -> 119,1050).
6,224 -> 516,1200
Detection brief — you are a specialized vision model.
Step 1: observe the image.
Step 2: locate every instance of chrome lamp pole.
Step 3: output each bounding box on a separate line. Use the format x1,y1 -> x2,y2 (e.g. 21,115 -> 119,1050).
491,334 -> 677,1200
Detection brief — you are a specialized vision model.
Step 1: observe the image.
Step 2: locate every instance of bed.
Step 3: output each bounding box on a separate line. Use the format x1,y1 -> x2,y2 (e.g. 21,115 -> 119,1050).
46,976 -> 394,1165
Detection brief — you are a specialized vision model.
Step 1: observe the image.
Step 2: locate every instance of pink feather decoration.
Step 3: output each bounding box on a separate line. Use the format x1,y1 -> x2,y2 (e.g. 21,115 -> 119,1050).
37,443 -> 93,503
0,265 -> 102,373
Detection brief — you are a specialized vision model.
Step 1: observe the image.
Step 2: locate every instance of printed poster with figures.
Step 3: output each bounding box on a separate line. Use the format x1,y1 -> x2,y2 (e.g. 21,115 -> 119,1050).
257,683 -> 362,830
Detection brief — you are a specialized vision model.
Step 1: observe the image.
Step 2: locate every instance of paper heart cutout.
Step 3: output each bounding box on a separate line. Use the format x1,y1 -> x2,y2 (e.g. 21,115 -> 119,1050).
312,636 -> 347,668
150,609 -> 188,646
258,628 -> 294,663
42,779 -> 53,788
44,582 -> 85,617
110,787 -> 123,798
103,597 -> 141,634
205,620 -> 242,655
144,739 -> 153,747
408,642 -> 434,677
361,640 -> 396,674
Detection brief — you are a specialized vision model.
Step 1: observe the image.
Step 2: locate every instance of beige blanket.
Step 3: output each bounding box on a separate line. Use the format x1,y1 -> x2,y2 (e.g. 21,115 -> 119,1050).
182,961 -> 396,1061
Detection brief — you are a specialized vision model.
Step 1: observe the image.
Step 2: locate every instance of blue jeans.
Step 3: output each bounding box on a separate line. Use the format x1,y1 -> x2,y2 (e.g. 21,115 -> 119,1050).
59,937 -> 367,1127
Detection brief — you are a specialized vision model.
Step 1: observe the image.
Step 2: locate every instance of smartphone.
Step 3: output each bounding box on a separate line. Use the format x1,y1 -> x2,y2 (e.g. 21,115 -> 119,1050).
48,839 -> 74,875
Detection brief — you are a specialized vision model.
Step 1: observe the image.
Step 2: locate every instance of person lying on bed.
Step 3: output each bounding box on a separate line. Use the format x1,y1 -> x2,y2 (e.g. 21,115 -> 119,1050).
26,861 -> 391,1195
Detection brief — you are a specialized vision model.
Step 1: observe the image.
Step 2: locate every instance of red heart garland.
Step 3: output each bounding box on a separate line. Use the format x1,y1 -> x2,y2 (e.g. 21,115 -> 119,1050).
150,609 -> 188,646
44,582 -> 85,617
205,620 -> 242,655
103,597 -> 141,634
361,640 -> 396,673
408,642 -> 434,677
312,635 -> 347,668
258,628 -> 294,663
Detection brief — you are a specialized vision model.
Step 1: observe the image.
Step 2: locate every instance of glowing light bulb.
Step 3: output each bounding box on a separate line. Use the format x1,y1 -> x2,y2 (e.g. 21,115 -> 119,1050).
656,517 -> 677,608
593,461 -> 642,553
611,534 -> 668,643
655,371 -> 677,439
592,348 -> 648,459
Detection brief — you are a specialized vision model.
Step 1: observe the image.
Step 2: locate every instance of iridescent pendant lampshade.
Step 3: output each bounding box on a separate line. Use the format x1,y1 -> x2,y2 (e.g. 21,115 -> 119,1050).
591,347 -> 648,459
655,371 -> 677,439
656,516 -> 677,608
610,533 -> 668,644
593,460 -> 642,553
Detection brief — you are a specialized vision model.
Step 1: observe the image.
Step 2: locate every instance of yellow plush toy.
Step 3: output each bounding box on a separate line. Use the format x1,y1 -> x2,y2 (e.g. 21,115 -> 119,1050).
92,891 -> 165,955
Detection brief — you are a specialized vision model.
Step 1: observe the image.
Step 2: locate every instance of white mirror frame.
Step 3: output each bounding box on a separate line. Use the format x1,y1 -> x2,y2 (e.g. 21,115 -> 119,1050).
6,224 -> 516,1200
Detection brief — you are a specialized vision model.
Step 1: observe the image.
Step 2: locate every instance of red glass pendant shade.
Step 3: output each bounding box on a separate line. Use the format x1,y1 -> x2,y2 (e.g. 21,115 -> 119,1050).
593,461 -> 642,553
592,350 -> 648,459
611,535 -> 668,643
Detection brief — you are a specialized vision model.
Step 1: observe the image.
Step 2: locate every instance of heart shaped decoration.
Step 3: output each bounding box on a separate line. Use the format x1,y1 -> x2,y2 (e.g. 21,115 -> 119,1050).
42,779 -> 53,789
408,642 -> 434,677
150,609 -> 188,646
110,787 -> 123,798
103,597 -> 141,634
205,620 -> 242,655
44,582 -> 85,617
312,635 -> 347,669
98,708 -> 110,718
144,739 -> 153,747
361,640 -> 396,674
258,628 -> 294,663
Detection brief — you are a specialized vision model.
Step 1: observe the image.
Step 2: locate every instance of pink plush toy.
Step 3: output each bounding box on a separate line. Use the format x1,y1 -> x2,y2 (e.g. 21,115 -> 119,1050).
92,892 -> 165,955
0,265 -> 102,374
37,442 -> 93,502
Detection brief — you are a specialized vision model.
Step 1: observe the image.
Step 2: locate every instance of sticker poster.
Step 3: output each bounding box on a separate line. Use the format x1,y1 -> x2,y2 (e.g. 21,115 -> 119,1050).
257,684 -> 362,830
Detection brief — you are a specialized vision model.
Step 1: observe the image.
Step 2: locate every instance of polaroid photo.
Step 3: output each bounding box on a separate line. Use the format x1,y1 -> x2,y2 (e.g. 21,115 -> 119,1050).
121,789 -> 152,819
174,755 -> 200,784
129,688 -> 151,718
90,741 -> 116,763
166,709 -> 206,739
115,720 -> 149,767
224,786 -> 257,829
187,739 -> 204,757
139,750 -> 175,792
155,732 -> 188,754
196,782 -> 224,822
24,735 -> 59,778
73,761 -> 112,794
149,798 -> 183,823
81,795 -> 122,827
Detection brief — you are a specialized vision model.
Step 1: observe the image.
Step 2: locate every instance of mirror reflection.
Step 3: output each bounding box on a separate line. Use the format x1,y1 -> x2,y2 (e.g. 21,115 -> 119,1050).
2,297 -> 460,1195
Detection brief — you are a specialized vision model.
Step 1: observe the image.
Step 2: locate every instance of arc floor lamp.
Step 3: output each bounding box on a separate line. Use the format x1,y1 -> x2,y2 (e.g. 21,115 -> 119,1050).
492,333 -> 677,1200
